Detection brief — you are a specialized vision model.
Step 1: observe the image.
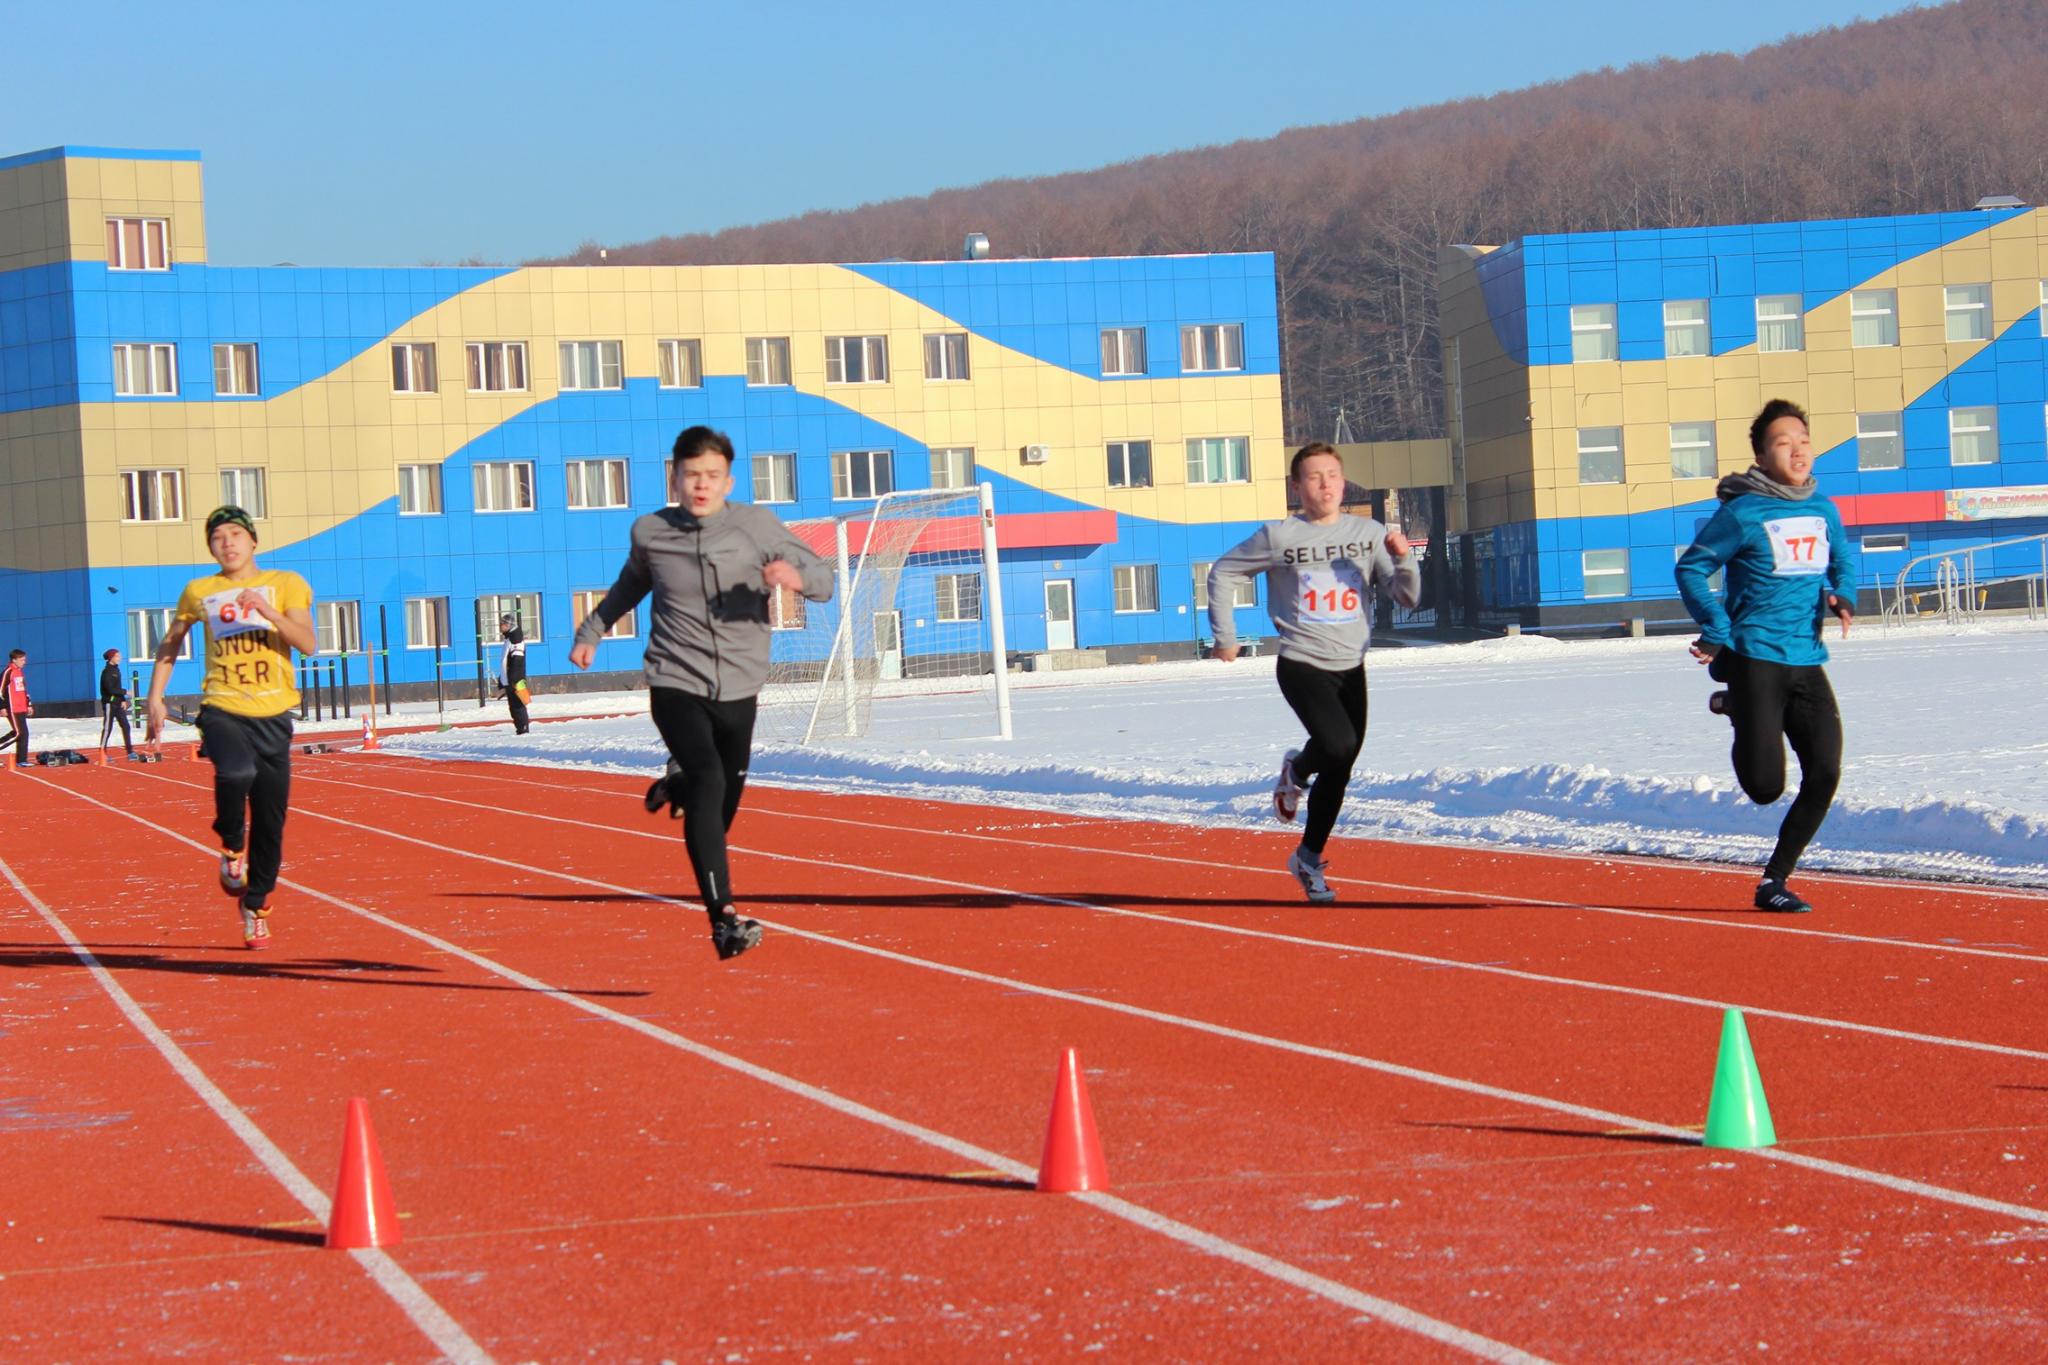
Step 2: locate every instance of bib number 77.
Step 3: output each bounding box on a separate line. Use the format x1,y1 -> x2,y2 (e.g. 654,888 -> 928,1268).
1763,516 -> 1829,576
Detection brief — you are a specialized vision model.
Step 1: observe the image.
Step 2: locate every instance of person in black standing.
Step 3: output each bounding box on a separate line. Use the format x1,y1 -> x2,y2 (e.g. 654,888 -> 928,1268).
98,648 -> 137,759
497,615 -> 531,734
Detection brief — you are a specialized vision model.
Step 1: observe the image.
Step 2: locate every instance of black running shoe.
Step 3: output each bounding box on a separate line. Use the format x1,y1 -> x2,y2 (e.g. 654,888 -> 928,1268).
1754,879 -> 1812,914
710,912 -> 763,961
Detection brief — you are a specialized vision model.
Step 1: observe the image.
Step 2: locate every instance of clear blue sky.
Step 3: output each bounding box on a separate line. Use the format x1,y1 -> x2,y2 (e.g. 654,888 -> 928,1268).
4,0 -> 1921,267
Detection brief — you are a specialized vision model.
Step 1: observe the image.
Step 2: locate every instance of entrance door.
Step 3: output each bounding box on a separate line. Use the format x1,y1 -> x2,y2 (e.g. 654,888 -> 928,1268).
874,610 -> 902,681
1044,579 -> 1076,651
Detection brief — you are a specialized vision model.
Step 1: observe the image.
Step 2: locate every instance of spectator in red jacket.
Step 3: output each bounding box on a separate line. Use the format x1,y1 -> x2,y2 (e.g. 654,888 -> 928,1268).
0,649 -> 31,767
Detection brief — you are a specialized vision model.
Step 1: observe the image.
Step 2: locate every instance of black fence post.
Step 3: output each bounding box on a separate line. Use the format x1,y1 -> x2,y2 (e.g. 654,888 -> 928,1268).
434,642 -> 446,724
380,605 -> 393,715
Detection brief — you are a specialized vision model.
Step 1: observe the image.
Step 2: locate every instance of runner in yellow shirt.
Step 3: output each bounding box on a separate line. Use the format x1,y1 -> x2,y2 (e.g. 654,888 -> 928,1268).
145,506 -> 316,948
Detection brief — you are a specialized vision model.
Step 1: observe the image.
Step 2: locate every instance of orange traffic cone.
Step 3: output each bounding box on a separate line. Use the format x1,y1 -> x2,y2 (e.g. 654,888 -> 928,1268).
360,714 -> 379,752
1036,1048 -> 1109,1192
325,1097 -> 401,1249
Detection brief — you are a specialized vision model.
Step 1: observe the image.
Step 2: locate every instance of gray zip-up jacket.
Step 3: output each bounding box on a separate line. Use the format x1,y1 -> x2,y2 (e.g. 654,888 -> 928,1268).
575,503 -> 835,700
1207,515 -> 1421,669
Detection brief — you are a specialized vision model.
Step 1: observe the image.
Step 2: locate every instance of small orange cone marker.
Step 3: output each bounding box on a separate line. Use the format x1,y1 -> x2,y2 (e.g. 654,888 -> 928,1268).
325,1097 -> 402,1248
360,714 -> 379,752
1702,1008 -> 1777,1149
1036,1048 -> 1109,1192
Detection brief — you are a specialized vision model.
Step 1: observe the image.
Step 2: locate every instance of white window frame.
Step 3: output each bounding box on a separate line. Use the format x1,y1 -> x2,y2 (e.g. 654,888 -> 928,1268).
2039,279 -> 2047,333
746,336 -> 791,386
473,459 -> 537,512
1662,298 -> 1708,357
658,338 -> 703,389
558,340 -> 624,391
1185,436 -> 1250,486
391,342 -> 437,393
398,463 -> 443,516
405,597 -> 451,650
1949,406 -> 1999,466
212,343 -> 259,396
105,216 -> 170,271
565,458 -> 630,510
465,341 -> 528,393
476,592 -> 542,642
1756,295 -> 1803,353
935,572 -> 983,622
112,342 -> 177,396
1582,549 -> 1630,599
929,446 -> 975,491
1849,289 -> 1898,348
1107,440 -> 1153,489
1668,422 -> 1716,480
315,600 -> 362,655
573,589 -> 636,640
120,468 -> 184,523
1113,563 -> 1160,614
1861,533 -> 1910,554
127,607 -> 193,662
1945,284 -> 1990,342
923,332 -> 970,381
1100,327 -> 1147,377
1856,412 -> 1904,471
1192,562 -> 1256,611
1576,427 -> 1624,485
751,452 -> 796,504
1180,323 -> 1245,373
831,449 -> 894,501
1569,304 -> 1618,363
218,467 -> 268,520
825,335 -> 889,385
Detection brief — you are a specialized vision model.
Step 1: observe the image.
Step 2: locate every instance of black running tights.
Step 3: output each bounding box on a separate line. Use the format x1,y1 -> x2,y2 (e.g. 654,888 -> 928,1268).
649,688 -> 758,912
197,707 -> 293,901
101,700 -> 134,752
1275,657 -> 1368,857
1719,652 -> 1843,882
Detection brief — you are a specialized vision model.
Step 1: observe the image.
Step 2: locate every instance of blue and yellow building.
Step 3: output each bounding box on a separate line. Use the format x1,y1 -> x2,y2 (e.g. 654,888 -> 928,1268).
1439,204 -> 2048,622
0,146 -> 1284,706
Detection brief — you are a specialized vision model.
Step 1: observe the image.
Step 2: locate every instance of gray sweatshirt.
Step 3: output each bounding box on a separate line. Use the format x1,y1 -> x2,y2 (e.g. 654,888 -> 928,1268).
575,503 -> 835,700
1207,515 -> 1421,669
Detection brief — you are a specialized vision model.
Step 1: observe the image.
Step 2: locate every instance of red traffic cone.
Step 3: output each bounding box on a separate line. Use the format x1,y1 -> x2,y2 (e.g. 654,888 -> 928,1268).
1036,1048 -> 1109,1192
325,1097 -> 401,1249
360,714 -> 379,752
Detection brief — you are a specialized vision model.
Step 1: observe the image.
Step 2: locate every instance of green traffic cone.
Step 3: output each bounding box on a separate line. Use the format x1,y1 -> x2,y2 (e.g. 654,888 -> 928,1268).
1702,1008 -> 1776,1149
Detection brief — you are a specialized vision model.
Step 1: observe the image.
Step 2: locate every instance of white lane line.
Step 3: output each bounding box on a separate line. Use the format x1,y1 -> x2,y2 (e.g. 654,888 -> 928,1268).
286,766 -> 2048,1065
47,771 -> 1544,1362
116,764 -> 2048,1233
0,843 -> 493,1365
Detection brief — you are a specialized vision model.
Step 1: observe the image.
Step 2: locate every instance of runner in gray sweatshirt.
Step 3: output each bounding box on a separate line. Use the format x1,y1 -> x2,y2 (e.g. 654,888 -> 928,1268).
1208,441 -> 1421,903
571,425 -> 834,960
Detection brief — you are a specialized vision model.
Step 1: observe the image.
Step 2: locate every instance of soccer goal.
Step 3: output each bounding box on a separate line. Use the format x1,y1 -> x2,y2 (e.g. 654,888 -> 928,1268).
755,482 -> 1013,746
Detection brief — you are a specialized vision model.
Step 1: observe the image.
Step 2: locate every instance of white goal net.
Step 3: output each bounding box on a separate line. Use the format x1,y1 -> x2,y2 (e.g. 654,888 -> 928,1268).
755,482 -> 1012,746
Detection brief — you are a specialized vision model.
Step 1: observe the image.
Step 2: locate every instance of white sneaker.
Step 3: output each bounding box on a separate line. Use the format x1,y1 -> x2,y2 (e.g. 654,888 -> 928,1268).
1272,749 -> 1305,824
1288,847 -> 1336,904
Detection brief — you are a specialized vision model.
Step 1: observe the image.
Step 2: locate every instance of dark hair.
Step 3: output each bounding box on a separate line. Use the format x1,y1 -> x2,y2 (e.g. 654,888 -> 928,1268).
1290,441 -> 1342,481
671,425 -> 735,466
7,648 -> 22,660
104,648 -> 120,660
1749,399 -> 1810,457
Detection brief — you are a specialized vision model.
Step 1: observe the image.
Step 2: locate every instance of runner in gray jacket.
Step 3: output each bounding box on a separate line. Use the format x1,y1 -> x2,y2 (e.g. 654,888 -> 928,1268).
1208,441 -> 1420,903
571,425 -> 834,960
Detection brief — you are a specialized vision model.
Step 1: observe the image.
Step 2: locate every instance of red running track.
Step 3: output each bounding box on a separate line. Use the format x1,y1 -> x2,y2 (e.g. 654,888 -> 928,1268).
2,750 -> 2045,1362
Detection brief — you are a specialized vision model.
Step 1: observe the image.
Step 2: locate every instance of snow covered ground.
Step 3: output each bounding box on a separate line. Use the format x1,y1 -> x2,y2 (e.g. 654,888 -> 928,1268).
37,619 -> 2048,886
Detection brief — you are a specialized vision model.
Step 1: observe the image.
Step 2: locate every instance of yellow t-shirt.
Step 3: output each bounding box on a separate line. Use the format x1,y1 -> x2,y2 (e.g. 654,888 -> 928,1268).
173,569 -> 314,717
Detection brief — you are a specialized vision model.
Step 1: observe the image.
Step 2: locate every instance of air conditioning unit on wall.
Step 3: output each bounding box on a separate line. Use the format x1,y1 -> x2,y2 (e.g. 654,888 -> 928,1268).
1020,444 -> 1051,465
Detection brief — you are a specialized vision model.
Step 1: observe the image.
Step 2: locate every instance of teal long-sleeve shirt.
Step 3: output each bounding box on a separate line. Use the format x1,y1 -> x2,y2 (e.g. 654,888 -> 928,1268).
1675,493 -> 1856,665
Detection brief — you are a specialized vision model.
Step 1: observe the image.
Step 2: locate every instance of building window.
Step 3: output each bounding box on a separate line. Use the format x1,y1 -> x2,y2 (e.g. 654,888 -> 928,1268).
832,449 -> 894,500
573,589 -> 636,639
769,586 -> 806,631
1569,304 -> 1617,363
930,447 -> 975,490
105,217 -> 170,271
746,336 -> 791,385
1100,327 -> 1147,376
1756,295 -> 1803,353
218,467 -> 268,519
212,343 -> 259,396
405,597 -> 450,649
1180,324 -> 1244,372
1107,440 -> 1153,489
1185,436 -> 1250,485
1192,562 -> 1256,611
923,332 -> 970,381
1669,422 -> 1716,480
751,453 -> 796,504
121,469 -> 183,523
1577,427 -> 1623,485
825,335 -> 889,385
1856,412 -> 1903,471
476,592 -> 541,641
1662,299 -> 1708,357
566,458 -> 630,509
559,340 -> 623,390
1950,407 -> 1998,466
465,341 -> 528,392
315,600 -> 362,654
398,463 -> 442,515
112,342 -> 177,396
2039,279 -> 2047,332
1113,563 -> 1160,613
1861,533 -> 1910,554
391,342 -> 437,393
127,607 -> 193,662
935,572 -> 983,622
1849,289 -> 1898,348
658,339 -> 702,389
1945,284 -> 1990,342
473,460 -> 537,512
1582,549 -> 1630,599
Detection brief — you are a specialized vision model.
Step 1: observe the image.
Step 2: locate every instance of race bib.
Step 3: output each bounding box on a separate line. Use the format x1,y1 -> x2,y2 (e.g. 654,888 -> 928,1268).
203,586 -> 274,639
1762,516 -> 1829,576
1298,562 -> 1366,623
